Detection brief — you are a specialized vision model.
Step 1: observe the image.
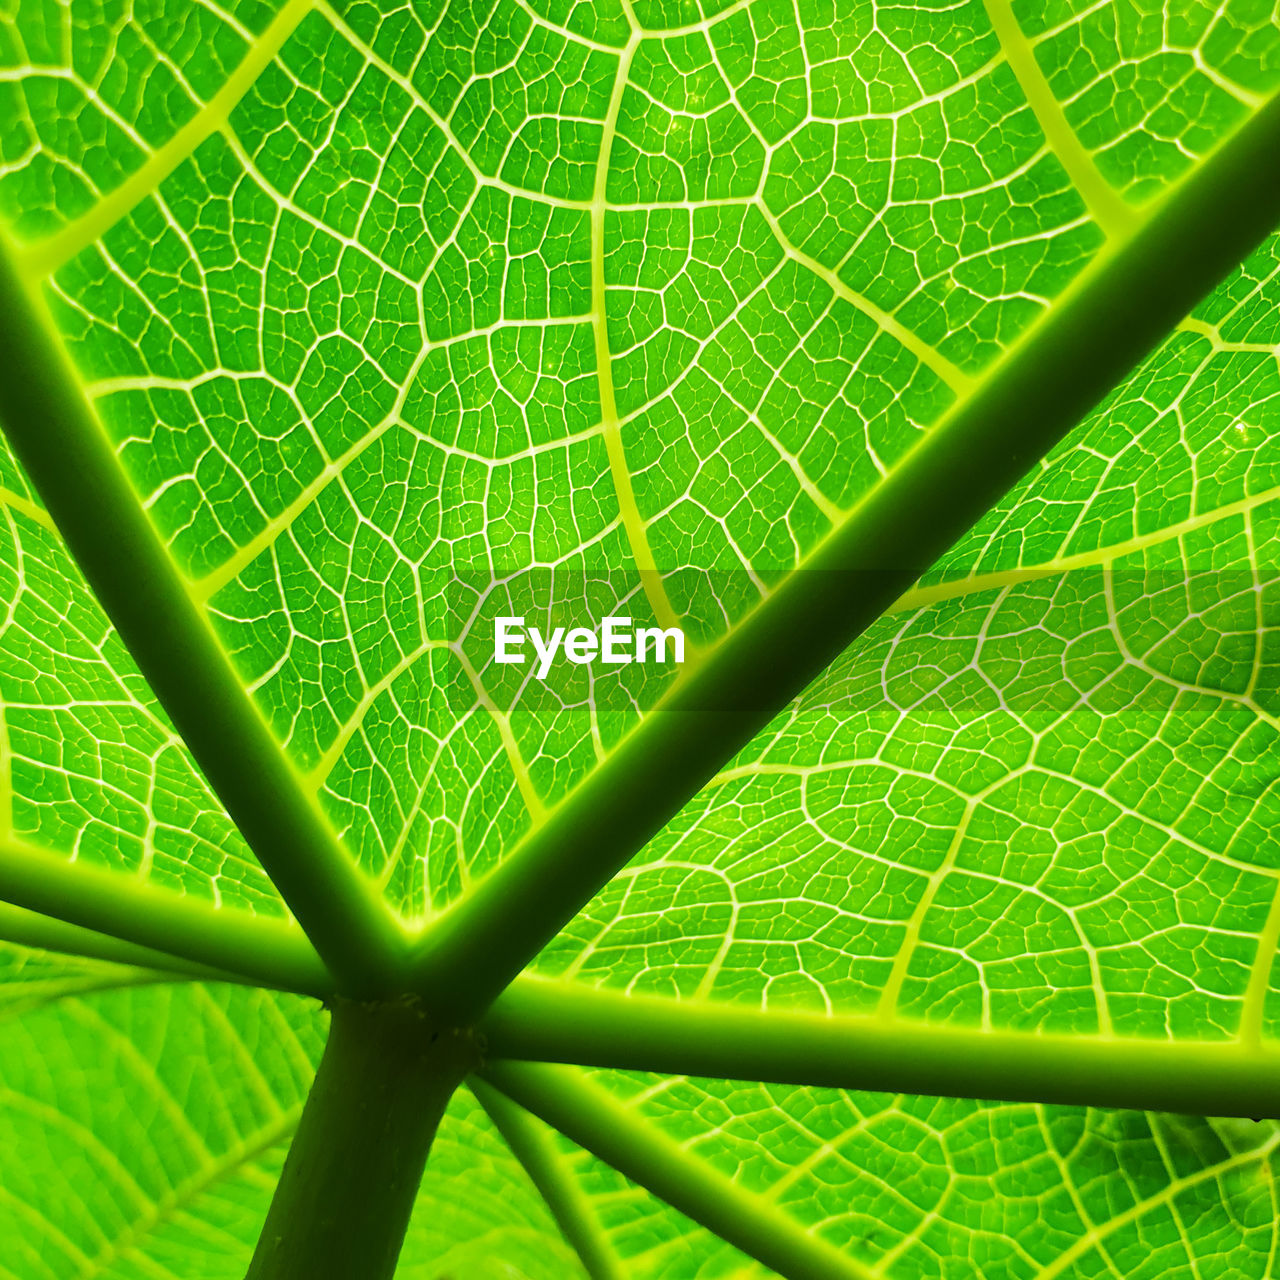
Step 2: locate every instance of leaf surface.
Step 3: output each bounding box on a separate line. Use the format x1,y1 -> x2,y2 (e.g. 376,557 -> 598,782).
2,0 -> 1280,1276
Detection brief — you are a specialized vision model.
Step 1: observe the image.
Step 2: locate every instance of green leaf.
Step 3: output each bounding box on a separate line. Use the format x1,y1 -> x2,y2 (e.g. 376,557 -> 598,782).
2,0 -> 1280,1275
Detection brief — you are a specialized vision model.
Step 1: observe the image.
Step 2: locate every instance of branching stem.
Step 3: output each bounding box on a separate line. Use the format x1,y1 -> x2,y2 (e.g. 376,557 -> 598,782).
483,1061 -> 876,1280
0,901 -> 256,987
473,1081 -> 623,1280
0,836 -> 331,995
0,245 -> 406,996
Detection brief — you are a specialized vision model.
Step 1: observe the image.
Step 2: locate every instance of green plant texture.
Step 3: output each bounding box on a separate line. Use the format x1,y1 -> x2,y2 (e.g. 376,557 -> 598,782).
3,0 -> 1280,1275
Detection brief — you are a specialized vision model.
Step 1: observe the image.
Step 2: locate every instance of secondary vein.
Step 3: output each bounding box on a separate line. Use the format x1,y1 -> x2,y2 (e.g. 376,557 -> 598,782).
591,10 -> 686,637
982,0 -> 1137,240
16,0 -> 314,281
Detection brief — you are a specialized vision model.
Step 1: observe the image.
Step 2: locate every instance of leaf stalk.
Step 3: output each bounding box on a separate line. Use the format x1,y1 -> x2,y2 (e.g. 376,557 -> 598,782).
246,998 -> 476,1280
0,836 -> 332,995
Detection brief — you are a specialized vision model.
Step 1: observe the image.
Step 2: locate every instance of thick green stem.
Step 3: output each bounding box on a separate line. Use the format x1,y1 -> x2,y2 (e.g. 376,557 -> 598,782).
246,1000 -> 475,1280
0,901 -> 250,987
484,980 -> 1280,1118
407,86 -> 1280,1023
0,836 -> 331,995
